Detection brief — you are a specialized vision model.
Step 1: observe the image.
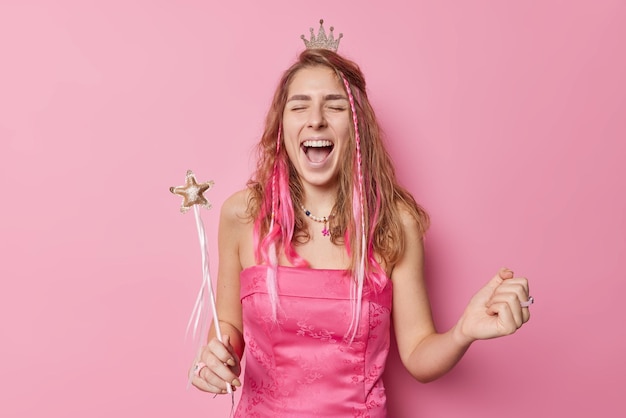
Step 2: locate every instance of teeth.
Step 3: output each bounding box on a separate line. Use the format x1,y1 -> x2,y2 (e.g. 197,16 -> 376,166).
302,140 -> 333,148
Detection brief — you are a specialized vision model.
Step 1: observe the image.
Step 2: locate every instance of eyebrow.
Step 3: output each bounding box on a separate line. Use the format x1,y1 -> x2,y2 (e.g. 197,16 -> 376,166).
287,94 -> 348,102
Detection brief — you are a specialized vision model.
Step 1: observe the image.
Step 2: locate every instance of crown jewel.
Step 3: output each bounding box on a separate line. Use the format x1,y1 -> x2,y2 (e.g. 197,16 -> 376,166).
301,19 -> 343,52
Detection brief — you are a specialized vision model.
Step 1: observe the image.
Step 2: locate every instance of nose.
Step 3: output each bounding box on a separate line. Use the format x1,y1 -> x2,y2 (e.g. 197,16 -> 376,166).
307,106 -> 326,129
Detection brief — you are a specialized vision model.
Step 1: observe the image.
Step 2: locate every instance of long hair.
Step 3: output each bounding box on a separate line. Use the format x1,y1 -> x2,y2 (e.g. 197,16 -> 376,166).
247,49 -> 429,335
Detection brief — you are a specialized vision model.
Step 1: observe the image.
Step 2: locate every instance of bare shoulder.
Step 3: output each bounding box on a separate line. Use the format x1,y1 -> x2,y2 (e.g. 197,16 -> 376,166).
395,199 -> 426,260
220,188 -> 253,226
396,200 -> 423,237
382,200 -> 425,277
218,188 -> 255,270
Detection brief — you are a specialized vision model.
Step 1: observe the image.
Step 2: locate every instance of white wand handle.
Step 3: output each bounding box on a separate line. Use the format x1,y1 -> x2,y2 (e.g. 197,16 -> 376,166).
188,205 -> 232,394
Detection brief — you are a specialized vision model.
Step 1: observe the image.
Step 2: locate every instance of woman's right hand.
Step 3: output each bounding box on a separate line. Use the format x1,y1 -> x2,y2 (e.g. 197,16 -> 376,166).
191,335 -> 242,394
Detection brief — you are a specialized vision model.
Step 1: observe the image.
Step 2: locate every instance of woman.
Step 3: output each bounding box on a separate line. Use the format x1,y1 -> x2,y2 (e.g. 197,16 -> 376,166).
191,25 -> 531,417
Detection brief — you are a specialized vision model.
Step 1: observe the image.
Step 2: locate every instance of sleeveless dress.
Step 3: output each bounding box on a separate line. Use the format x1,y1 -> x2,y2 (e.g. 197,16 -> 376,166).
236,265 -> 393,417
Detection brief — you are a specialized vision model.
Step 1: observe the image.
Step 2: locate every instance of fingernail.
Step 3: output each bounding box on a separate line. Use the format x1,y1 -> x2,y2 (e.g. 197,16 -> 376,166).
232,378 -> 241,387
227,358 -> 236,367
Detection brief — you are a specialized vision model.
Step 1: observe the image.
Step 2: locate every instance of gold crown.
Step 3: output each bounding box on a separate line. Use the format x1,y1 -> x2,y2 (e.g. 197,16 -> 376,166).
301,19 -> 343,52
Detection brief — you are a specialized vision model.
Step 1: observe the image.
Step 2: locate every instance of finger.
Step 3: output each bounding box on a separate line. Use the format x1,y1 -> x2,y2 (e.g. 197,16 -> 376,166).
195,356 -> 240,390
488,292 -> 524,328
498,267 -> 514,280
191,371 -> 234,394
200,366 -> 239,392
222,335 -> 238,367
515,277 -> 531,323
483,268 -> 514,294
207,338 -> 237,368
493,278 -> 531,323
203,356 -> 240,388
190,362 -> 225,393
494,278 -> 529,301
199,343 -> 241,388
522,304 -> 531,323
486,301 -> 518,336
499,276 -> 529,292
519,293 -> 532,323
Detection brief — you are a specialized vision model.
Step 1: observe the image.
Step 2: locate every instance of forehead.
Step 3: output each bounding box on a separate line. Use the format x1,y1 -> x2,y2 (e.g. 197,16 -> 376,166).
287,66 -> 344,94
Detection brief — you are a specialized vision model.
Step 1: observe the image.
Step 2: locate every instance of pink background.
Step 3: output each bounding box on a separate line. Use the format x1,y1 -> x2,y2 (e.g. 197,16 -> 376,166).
1,1 -> 624,417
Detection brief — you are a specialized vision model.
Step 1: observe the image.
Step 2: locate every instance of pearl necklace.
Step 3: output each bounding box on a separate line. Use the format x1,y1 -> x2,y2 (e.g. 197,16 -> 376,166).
300,204 -> 331,237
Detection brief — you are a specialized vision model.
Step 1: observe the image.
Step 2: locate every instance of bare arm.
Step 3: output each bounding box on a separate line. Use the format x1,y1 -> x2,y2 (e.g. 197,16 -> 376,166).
391,209 -> 530,383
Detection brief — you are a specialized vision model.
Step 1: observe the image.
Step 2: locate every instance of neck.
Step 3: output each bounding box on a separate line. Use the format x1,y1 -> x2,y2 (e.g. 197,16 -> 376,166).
301,185 -> 337,216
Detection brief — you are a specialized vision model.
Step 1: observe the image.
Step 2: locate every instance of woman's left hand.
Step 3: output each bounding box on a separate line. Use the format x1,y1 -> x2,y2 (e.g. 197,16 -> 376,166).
455,268 -> 531,343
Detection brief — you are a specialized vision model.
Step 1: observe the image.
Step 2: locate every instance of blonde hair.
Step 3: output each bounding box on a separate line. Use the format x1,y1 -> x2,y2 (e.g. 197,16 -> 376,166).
246,49 -> 429,338
249,49 -> 429,273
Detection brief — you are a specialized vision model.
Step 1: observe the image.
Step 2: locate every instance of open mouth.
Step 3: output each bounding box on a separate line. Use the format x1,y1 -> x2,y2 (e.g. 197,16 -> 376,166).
301,139 -> 334,163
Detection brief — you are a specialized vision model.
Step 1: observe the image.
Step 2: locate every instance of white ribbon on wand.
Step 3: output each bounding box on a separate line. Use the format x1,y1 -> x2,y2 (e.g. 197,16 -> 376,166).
186,204 -> 233,395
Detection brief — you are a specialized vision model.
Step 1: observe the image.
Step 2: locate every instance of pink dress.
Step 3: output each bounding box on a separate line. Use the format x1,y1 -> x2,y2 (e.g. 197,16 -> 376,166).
236,265 -> 393,417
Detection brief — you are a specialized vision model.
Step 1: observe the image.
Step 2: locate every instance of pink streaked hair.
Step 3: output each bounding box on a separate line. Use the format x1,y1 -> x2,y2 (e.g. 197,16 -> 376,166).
252,69 -> 386,342
248,49 -> 429,342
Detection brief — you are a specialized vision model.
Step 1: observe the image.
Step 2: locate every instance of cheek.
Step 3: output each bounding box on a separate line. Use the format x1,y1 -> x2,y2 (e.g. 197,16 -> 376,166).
282,113 -> 304,137
337,118 -> 352,142
342,122 -> 351,138
282,127 -> 300,162
334,111 -> 351,132
336,120 -> 352,158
